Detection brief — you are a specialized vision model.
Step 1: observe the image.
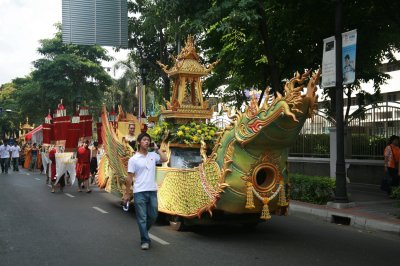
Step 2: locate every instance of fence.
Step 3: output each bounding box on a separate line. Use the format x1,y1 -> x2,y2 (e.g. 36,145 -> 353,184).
289,111 -> 333,157
348,102 -> 400,160
289,102 -> 400,160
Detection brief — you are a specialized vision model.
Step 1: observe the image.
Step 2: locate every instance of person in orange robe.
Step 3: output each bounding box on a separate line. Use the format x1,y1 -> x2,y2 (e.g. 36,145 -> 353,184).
37,146 -> 42,171
76,140 -> 91,193
23,144 -> 31,169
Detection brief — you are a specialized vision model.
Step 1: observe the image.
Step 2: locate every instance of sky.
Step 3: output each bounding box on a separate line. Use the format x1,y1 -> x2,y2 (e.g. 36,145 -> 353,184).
0,0 -> 129,85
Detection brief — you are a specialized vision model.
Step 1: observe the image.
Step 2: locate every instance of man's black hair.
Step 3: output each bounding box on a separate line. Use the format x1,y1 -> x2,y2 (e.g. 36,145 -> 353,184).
137,132 -> 151,143
344,54 -> 350,60
388,135 -> 399,145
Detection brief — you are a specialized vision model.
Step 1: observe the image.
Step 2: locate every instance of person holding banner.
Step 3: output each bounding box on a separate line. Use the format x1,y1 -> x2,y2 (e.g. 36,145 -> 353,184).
49,147 -> 65,193
76,140 -> 92,193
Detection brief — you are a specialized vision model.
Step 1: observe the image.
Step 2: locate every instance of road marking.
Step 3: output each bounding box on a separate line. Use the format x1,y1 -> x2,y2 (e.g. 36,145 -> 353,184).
149,233 -> 170,245
65,193 -> 75,198
92,207 -> 108,214
47,185 -> 52,188
34,178 -> 40,181
26,173 -> 30,176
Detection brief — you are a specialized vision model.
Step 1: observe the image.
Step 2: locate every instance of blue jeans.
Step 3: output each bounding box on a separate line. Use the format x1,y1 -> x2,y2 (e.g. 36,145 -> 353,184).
134,191 -> 158,244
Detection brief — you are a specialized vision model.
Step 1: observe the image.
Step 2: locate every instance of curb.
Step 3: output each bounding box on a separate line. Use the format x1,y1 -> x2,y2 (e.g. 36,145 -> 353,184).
289,201 -> 400,235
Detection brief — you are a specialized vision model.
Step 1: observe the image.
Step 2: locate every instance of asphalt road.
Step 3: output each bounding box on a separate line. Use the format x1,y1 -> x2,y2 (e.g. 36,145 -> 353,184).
1,169 -> 399,266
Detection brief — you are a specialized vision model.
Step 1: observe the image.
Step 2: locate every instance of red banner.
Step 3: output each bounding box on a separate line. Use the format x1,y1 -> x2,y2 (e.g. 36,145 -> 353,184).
65,123 -> 80,151
42,123 -> 54,144
53,116 -> 71,142
79,115 -> 93,139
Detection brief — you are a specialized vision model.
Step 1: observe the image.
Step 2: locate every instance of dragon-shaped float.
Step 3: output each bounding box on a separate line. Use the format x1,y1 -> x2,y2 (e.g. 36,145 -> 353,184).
97,36 -> 320,228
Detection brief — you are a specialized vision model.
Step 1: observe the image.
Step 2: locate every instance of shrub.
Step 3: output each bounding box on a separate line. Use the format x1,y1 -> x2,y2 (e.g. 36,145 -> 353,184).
391,186 -> 400,200
290,173 -> 335,204
290,134 -> 330,157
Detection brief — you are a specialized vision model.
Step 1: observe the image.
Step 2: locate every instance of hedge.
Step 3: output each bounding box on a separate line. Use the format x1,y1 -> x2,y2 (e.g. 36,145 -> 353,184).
290,173 -> 335,204
391,186 -> 400,200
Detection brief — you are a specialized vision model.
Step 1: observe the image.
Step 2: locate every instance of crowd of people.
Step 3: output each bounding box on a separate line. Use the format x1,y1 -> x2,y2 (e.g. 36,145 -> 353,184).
0,139 -> 104,194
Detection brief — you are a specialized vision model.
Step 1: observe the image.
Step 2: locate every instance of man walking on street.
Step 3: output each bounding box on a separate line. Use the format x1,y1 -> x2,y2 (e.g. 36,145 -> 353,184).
11,142 -> 21,171
0,140 -> 12,174
123,133 -> 167,250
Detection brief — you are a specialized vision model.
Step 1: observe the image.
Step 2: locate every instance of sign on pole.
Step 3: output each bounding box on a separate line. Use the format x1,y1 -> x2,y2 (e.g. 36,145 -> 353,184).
322,36 -> 336,88
322,29 -> 357,87
342,29 -> 357,85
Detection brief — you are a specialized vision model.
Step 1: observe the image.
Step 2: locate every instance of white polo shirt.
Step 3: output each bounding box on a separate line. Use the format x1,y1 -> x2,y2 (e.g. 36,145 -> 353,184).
128,151 -> 160,193
11,145 -> 21,158
0,145 -> 11,158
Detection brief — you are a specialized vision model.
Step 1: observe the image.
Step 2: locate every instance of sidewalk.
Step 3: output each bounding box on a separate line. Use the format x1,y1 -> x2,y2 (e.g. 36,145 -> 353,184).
289,183 -> 400,235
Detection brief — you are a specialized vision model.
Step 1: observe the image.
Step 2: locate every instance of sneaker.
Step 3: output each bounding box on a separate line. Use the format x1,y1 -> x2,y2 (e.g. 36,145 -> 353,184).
141,243 -> 150,250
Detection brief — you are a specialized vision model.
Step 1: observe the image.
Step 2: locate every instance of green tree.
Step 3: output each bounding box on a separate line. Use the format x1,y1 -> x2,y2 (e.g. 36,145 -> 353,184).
30,23 -> 112,119
128,0 -> 212,102
126,0 -> 400,117
200,0 -> 400,118
0,83 -> 21,139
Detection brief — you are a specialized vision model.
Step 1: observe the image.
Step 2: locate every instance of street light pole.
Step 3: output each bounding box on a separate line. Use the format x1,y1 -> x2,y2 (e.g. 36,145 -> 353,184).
334,0 -> 349,203
139,57 -> 148,122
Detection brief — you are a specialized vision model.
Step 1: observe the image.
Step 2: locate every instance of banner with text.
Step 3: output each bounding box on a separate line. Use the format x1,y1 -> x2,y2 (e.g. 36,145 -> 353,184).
322,36 -> 336,88
321,29 -> 357,87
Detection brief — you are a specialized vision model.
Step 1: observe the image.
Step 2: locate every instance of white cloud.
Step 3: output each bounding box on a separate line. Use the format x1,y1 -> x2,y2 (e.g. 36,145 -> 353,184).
0,0 -> 129,85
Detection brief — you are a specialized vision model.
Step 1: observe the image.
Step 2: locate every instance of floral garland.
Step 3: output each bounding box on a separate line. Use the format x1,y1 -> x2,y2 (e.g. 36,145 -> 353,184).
148,121 -> 219,146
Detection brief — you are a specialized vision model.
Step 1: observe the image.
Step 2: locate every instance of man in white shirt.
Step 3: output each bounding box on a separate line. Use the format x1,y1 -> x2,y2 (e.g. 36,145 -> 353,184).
0,140 -> 12,174
11,143 -> 21,171
123,133 -> 167,250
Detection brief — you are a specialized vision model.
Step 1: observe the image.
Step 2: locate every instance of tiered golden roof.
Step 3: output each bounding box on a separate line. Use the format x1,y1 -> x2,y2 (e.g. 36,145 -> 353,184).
157,35 -> 219,122
20,117 -> 34,131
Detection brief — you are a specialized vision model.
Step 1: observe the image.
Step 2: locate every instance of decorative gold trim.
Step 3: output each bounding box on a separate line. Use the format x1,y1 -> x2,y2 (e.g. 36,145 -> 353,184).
250,163 -> 279,193
220,139 -> 235,183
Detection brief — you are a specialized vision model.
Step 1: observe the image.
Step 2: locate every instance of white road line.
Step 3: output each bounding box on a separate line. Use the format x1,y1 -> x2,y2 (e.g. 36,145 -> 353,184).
149,233 -> 170,245
26,173 -> 30,176
92,207 -> 108,214
34,178 -> 41,181
65,193 -> 75,198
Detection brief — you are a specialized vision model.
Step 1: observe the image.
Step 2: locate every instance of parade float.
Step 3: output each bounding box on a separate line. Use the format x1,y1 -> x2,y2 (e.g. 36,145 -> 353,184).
39,102 -> 94,185
97,36 -> 320,228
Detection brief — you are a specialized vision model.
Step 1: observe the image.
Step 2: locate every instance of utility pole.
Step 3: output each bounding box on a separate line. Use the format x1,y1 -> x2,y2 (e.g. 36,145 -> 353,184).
334,0 -> 349,203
